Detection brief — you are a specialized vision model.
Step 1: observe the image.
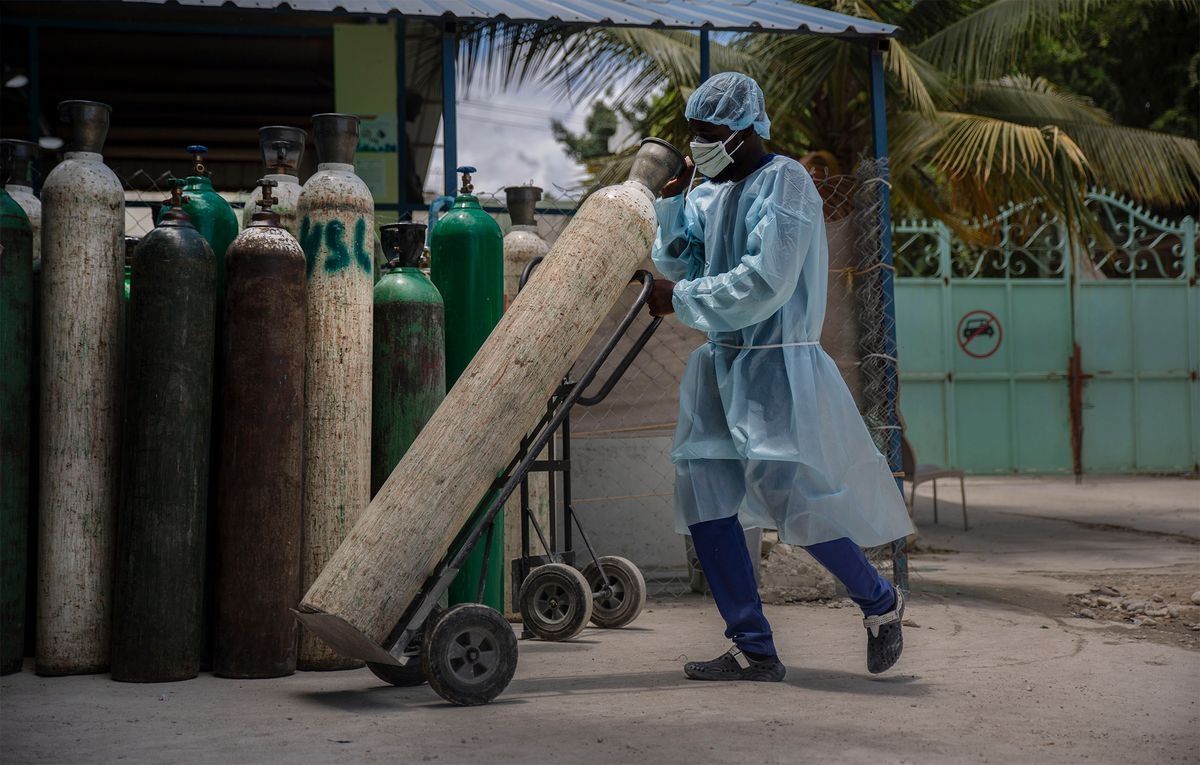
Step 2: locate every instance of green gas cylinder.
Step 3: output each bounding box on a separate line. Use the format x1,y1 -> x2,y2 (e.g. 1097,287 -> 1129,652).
430,166 -> 505,609
431,167 -> 503,385
372,222 -> 445,497
158,146 -> 238,305
123,236 -> 137,303
3,140 -> 42,665
0,184 -> 33,675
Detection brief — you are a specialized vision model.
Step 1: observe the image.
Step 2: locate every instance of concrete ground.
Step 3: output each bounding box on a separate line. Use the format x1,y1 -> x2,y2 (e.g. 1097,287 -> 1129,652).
3,476 -> 1198,764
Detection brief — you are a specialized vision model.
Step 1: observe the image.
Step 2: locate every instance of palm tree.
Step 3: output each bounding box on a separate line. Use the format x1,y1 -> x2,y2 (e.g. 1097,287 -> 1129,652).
464,0 -> 1199,238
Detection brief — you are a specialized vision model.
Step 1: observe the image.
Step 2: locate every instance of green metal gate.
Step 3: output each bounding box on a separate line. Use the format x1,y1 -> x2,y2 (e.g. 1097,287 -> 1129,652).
894,190 -> 1198,474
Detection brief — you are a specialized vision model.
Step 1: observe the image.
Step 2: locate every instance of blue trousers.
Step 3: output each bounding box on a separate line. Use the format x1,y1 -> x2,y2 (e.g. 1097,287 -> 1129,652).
689,514 -> 895,657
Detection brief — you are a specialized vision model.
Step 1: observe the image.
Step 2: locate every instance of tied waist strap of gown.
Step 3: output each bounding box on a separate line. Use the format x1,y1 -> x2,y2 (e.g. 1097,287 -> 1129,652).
707,339 -> 821,350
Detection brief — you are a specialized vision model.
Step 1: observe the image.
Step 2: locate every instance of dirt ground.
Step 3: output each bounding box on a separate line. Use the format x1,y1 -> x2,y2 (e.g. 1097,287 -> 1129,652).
2,475 -> 1198,764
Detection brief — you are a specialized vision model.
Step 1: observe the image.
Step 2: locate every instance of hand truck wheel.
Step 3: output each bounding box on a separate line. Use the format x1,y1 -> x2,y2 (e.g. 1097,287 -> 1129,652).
421,603 -> 518,706
366,605 -> 443,687
518,562 -> 593,641
581,556 -> 646,629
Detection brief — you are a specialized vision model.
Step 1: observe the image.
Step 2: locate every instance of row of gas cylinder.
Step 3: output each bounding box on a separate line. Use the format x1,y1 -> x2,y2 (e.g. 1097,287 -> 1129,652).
0,101 -> 551,681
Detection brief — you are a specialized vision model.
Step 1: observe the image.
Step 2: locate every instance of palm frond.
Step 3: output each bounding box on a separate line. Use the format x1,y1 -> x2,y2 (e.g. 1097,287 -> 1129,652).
965,75 -> 1111,125
893,0 -> 978,42
889,109 -> 1102,240
886,42 -> 957,116
735,33 -> 840,118
458,22 -> 574,95
830,0 -> 886,22
460,5 -> 1198,231
889,162 -> 995,245
1055,122 -> 1200,207
914,0 -> 1095,82
931,112 -> 1089,183
461,22 -> 755,110
888,110 -> 951,173
962,75 -> 1200,206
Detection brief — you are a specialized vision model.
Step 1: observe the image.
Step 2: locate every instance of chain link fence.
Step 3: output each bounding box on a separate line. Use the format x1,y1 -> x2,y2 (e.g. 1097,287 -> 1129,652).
120,170 -> 251,242
851,159 -> 906,582
118,166 -> 903,600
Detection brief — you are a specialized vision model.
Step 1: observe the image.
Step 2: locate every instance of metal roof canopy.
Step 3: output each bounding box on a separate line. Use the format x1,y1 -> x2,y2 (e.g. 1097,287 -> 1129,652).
115,0 -> 906,589
8,0 -> 907,589
115,2 -> 905,587
120,0 -> 898,38
109,0 -> 898,204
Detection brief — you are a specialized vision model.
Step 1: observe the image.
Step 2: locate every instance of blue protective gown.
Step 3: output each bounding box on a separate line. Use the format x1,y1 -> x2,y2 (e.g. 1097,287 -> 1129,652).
651,155 -> 913,548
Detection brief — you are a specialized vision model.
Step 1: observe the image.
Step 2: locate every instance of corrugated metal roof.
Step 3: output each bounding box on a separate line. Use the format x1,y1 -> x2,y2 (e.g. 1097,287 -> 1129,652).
119,0 -> 897,37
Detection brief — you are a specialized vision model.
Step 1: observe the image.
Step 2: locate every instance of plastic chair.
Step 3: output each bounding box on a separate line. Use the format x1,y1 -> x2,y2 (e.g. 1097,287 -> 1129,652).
901,435 -> 968,531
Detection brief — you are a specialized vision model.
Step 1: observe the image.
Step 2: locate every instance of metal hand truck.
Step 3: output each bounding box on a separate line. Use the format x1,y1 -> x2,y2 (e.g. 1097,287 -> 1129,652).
354,264 -> 662,706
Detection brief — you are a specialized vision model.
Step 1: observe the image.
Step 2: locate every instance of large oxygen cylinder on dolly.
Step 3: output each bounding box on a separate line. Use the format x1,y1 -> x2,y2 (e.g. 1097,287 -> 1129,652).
214,179 -> 306,678
296,113 -> 375,671
242,126 -> 305,236
37,100 -> 125,675
371,222 -> 445,496
430,166 -> 506,609
111,184 -> 215,683
0,163 -> 34,675
298,138 -> 683,658
500,185 -> 553,617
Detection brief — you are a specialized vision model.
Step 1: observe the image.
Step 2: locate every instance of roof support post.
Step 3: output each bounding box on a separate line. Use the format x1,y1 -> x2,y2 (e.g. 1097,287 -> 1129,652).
395,16 -> 407,212
869,42 -> 890,164
699,28 -> 710,82
441,20 -> 457,198
28,24 -> 40,149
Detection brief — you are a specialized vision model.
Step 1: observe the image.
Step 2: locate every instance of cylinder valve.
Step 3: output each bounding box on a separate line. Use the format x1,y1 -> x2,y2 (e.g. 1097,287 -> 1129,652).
187,145 -> 209,177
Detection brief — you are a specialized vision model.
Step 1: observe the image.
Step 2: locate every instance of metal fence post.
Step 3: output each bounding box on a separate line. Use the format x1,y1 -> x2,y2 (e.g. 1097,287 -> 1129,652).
28,24 -> 41,192
868,41 -> 908,593
441,21 -> 457,199
395,17 -> 407,212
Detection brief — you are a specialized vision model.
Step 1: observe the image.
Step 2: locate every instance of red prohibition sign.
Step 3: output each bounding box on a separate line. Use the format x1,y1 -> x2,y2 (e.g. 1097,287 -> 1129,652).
957,310 -> 1003,359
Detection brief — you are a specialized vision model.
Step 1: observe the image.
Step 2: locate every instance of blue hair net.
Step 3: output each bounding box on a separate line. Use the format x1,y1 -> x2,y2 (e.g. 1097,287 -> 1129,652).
685,72 -> 771,140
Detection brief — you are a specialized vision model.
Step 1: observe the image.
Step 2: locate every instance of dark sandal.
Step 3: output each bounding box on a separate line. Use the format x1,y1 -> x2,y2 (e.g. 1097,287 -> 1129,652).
864,586 -> 905,674
683,646 -> 786,682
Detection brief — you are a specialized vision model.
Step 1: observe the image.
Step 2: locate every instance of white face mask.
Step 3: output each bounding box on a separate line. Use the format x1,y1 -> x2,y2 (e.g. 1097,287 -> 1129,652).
689,131 -> 744,178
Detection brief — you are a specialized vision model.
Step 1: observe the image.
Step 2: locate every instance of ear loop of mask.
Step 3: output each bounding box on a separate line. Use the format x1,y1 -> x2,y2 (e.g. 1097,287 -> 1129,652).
683,163 -> 698,197
724,130 -> 745,154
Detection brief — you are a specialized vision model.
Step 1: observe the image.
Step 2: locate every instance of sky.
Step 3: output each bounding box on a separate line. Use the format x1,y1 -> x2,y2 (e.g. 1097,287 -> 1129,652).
423,79 -> 594,200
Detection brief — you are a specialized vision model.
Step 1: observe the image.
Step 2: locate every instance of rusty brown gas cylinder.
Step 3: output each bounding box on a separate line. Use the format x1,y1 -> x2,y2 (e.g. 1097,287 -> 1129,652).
214,180 -> 307,678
